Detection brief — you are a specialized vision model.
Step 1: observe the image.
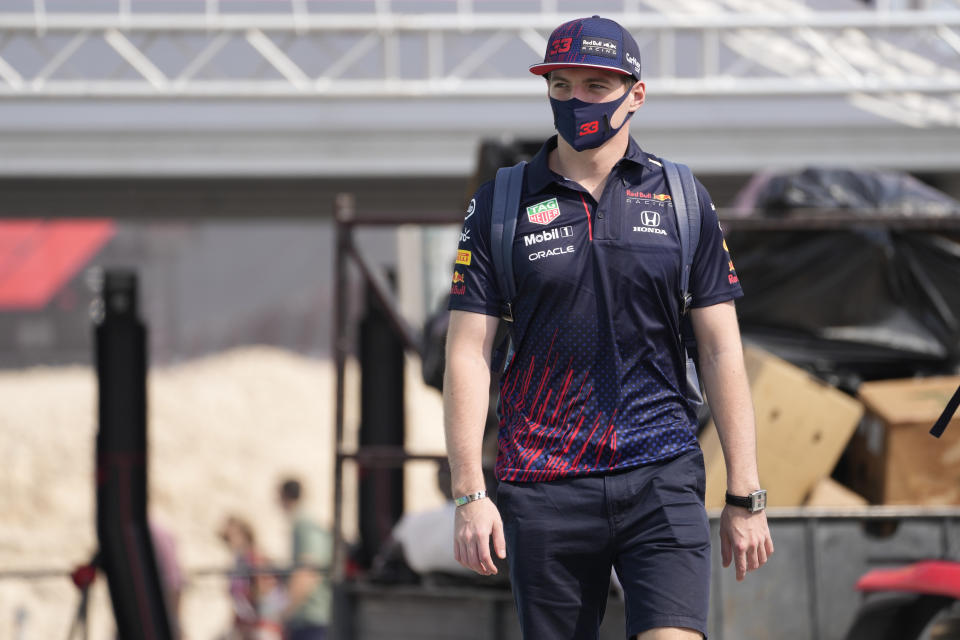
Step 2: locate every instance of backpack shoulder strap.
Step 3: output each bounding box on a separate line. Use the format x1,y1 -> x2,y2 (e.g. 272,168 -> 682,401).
661,157 -> 707,408
490,161 -> 526,322
661,158 -> 701,314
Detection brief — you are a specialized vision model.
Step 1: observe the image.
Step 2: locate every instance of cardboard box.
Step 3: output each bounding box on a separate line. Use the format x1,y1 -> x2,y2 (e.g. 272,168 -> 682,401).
804,477 -> 868,508
846,376 -> 960,505
699,345 -> 864,508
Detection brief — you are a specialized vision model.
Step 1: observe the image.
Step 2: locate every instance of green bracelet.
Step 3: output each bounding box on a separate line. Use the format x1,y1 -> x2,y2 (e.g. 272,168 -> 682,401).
454,490 -> 487,506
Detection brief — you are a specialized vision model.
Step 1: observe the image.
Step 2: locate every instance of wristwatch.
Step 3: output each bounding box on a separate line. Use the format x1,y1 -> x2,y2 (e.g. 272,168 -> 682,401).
725,489 -> 767,513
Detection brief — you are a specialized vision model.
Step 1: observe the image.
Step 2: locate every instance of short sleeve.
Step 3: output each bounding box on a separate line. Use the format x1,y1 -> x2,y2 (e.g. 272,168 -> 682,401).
293,519 -> 332,569
447,180 -> 503,317
689,180 -> 744,308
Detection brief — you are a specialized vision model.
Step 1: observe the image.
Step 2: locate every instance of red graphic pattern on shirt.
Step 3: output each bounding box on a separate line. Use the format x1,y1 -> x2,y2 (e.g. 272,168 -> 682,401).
497,328 -> 620,482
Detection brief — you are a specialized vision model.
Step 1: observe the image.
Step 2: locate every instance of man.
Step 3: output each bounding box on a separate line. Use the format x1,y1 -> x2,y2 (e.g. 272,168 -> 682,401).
443,15 -> 774,640
278,478 -> 332,640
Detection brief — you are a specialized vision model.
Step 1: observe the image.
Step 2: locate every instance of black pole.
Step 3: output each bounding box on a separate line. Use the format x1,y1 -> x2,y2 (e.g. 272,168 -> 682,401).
94,270 -> 172,640
357,274 -> 405,567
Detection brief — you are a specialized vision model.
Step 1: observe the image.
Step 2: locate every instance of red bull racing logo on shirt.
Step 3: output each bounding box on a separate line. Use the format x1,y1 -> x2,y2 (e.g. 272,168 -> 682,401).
451,270 -> 466,295
526,198 -> 561,225
723,239 -> 737,272
653,193 -> 671,202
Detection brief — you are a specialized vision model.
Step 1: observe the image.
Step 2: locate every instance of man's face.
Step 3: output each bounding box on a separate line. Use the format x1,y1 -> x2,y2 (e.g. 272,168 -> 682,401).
547,67 -> 629,104
547,67 -> 643,130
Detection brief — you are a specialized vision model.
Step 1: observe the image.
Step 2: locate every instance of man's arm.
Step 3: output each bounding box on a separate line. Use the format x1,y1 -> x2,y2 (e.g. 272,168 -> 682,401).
444,309 -> 506,576
690,300 -> 774,581
282,569 -> 319,618
282,523 -> 331,618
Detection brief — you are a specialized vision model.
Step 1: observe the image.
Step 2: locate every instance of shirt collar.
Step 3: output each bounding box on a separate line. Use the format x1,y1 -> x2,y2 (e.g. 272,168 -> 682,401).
525,135 -> 656,195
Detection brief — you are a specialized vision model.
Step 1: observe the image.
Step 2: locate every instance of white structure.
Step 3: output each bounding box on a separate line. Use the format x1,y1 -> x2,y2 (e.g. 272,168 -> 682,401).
0,0 -> 959,177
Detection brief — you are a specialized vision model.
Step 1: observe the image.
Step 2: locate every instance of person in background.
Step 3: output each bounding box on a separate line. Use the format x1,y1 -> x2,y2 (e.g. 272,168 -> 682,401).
219,515 -> 285,640
278,478 -> 332,640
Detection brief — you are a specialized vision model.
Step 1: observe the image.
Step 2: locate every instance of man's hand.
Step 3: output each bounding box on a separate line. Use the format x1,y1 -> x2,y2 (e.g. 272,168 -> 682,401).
281,567 -> 320,619
453,498 -> 506,575
720,505 -> 774,581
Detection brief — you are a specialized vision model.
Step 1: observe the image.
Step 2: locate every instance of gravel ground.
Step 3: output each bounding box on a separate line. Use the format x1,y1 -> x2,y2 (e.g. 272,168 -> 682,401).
0,346 -> 447,640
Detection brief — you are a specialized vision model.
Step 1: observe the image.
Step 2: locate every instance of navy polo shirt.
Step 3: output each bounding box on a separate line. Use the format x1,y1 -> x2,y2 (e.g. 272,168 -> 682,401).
449,136 -> 742,482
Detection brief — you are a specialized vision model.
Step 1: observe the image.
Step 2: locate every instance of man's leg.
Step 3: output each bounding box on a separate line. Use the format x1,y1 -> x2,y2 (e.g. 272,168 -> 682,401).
497,476 -> 614,640
609,450 -> 711,639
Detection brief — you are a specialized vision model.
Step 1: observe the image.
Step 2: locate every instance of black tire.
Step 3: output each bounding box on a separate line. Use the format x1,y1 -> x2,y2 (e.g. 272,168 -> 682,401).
845,594 -> 954,640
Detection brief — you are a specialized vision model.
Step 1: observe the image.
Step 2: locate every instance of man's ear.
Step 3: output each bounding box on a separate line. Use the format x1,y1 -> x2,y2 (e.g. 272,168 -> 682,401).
629,81 -> 646,112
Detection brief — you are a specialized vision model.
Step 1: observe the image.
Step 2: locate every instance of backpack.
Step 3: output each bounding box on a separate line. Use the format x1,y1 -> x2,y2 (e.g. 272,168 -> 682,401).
489,158 -> 705,408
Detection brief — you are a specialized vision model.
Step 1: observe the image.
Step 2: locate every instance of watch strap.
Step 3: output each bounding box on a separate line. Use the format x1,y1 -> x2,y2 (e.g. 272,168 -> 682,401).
725,489 -> 767,512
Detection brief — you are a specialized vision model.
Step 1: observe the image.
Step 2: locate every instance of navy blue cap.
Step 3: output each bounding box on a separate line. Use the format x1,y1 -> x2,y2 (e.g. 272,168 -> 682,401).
529,15 -> 642,81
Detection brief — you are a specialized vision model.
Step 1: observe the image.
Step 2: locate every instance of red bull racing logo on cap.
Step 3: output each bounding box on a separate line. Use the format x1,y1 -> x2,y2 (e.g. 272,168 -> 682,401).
580,37 -> 618,59
527,198 -> 561,225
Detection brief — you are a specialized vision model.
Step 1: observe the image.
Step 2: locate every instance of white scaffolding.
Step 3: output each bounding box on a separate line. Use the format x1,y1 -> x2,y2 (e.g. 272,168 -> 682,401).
2,2 -> 960,101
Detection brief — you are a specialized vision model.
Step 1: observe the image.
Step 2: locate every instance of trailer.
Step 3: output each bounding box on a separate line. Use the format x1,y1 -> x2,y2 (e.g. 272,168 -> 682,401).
334,507 -> 960,640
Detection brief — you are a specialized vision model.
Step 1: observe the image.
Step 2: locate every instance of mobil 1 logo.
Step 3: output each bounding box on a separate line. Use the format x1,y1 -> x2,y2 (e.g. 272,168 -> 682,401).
523,225 -> 573,247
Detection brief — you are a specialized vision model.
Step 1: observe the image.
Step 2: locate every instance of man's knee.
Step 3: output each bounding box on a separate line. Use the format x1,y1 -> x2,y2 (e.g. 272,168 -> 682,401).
633,627 -> 703,640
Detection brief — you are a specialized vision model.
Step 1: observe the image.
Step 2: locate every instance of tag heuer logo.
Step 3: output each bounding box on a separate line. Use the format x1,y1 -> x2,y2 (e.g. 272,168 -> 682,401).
526,198 -> 561,225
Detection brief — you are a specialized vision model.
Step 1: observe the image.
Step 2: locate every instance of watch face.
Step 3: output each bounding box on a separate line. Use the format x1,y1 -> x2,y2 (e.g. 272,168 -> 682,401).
749,490 -> 767,512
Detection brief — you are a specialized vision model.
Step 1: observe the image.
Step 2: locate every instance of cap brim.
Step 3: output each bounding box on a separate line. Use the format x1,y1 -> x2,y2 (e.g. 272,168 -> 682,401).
529,61 -> 633,76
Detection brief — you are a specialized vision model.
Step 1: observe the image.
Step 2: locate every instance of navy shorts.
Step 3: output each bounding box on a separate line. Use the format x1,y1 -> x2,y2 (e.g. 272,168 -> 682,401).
496,448 -> 710,640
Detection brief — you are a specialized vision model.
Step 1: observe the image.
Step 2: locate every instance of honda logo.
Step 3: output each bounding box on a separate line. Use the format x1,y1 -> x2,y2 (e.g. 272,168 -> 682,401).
641,211 -> 661,227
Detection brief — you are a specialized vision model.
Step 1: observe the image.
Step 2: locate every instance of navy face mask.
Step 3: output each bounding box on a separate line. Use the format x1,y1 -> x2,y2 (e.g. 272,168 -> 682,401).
550,88 -> 636,151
